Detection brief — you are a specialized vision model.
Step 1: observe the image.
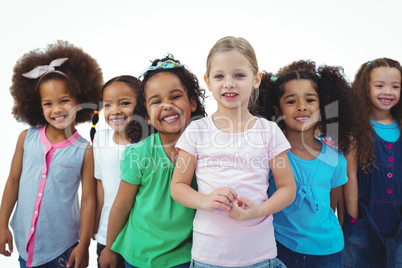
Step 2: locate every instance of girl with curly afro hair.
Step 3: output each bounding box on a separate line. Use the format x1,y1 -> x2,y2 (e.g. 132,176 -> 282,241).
0,40 -> 103,268
342,58 -> 402,268
258,60 -> 365,268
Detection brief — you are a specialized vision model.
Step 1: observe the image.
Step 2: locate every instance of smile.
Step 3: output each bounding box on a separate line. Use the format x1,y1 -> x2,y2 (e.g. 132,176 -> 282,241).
53,115 -> 67,121
222,93 -> 238,97
110,117 -> 126,124
162,114 -> 180,122
379,98 -> 393,105
295,116 -> 310,122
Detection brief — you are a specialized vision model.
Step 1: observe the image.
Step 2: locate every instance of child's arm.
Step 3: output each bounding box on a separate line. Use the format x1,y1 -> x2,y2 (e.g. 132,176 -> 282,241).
93,179 -> 104,239
0,130 -> 26,256
343,150 -> 359,219
330,186 -> 342,212
99,180 -> 138,268
171,149 -> 237,211
67,145 -> 96,268
229,151 -> 296,221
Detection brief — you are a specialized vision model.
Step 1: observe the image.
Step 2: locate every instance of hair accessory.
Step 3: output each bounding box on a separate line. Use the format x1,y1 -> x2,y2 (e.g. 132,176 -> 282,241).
139,60 -> 183,78
270,76 -> 278,82
22,58 -> 69,79
93,110 -> 99,114
316,73 -> 321,78
367,60 -> 373,66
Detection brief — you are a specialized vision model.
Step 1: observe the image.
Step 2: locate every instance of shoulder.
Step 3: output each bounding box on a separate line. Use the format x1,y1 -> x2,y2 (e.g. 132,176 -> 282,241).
93,128 -> 113,147
125,133 -> 157,156
321,143 -> 346,165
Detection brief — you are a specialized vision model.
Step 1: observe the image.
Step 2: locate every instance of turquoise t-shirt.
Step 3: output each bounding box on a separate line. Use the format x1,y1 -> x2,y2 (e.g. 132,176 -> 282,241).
370,119 -> 400,142
112,133 -> 195,268
268,142 -> 347,255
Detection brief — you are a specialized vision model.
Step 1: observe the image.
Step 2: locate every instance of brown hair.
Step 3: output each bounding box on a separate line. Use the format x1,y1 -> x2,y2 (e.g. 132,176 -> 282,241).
10,40 -> 103,126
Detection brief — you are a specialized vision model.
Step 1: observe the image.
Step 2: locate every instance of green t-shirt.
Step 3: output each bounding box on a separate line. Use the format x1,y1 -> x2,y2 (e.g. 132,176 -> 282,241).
112,133 -> 195,267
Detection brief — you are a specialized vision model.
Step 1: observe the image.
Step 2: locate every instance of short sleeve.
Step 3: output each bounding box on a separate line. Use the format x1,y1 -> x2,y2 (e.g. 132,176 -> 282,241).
266,121 -> 291,160
175,120 -> 198,157
120,145 -> 145,185
93,132 -> 102,180
330,152 -> 348,188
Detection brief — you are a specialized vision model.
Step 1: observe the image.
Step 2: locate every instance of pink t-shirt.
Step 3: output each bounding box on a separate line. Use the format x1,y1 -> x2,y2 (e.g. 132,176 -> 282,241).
176,116 -> 291,266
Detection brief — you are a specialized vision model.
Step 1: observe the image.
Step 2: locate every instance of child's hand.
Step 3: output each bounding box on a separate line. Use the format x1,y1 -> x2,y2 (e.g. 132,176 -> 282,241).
229,197 -> 263,221
99,247 -> 117,268
0,227 -> 13,256
200,187 -> 237,211
66,242 -> 89,268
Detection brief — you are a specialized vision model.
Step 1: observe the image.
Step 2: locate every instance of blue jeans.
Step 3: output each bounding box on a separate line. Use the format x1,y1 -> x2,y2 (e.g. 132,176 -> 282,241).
189,258 -> 286,268
276,241 -> 342,268
18,242 -> 77,268
125,260 -> 190,268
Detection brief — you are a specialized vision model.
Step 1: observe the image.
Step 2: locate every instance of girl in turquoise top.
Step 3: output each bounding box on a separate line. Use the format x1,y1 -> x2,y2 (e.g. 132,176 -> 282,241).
99,55 -> 206,268
258,60 -> 364,268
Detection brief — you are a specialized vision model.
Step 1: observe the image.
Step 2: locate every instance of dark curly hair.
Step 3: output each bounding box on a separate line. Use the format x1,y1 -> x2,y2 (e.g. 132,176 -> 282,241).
10,40 -> 103,127
127,54 -> 206,143
257,59 -> 366,156
352,57 -> 402,171
90,75 -> 141,143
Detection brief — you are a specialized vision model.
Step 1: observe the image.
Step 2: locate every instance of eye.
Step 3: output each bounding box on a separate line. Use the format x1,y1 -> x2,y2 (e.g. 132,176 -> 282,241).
172,95 -> 182,100
42,102 -> 51,106
151,100 -> 161,106
104,103 -> 112,108
306,98 -> 316,103
214,74 -> 223,79
286,100 -> 296,104
61,99 -> 70,103
375,84 -> 383,88
235,73 -> 245,78
121,101 -> 131,106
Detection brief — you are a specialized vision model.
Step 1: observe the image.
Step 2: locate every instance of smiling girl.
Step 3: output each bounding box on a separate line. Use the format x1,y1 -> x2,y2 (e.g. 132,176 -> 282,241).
99,55 -> 206,268
171,36 -> 296,268
259,60 -> 362,268
92,75 -> 140,268
342,58 -> 402,267
0,41 -> 103,268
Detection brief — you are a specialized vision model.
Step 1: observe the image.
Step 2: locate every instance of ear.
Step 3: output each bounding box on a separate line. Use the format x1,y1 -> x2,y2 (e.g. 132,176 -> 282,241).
190,97 -> 197,113
204,74 -> 211,92
145,113 -> 152,125
253,71 -> 262,89
273,106 -> 282,117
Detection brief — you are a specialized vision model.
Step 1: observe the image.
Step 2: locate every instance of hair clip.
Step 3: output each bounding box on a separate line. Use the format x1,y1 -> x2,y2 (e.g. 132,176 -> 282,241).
270,76 -> 278,82
139,60 -> 183,78
316,73 -> 321,78
367,60 -> 373,66
22,58 -> 69,79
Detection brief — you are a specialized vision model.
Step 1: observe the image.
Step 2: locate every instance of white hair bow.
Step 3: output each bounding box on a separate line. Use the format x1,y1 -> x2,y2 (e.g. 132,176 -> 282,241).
22,58 -> 68,79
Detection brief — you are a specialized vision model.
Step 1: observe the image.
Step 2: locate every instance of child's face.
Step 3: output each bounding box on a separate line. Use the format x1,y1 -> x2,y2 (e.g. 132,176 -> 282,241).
369,67 -> 401,115
278,79 -> 320,134
39,79 -> 79,130
204,50 -> 261,112
103,81 -> 137,134
144,72 -> 197,136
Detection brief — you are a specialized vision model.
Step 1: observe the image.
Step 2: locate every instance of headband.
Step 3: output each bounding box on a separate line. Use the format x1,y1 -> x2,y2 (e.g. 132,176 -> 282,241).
22,58 -> 69,80
139,60 -> 183,78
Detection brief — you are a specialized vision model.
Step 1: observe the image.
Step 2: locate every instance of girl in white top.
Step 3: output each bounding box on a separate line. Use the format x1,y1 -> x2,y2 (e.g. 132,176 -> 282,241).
171,36 -> 296,268
91,75 -> 140,268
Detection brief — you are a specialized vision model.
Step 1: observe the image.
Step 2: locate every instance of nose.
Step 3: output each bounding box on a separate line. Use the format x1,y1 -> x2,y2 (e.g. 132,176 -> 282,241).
297,102 -> 307,111
224,77 -> 234,88
383,85 -> 393,94
162,101 -> 173,110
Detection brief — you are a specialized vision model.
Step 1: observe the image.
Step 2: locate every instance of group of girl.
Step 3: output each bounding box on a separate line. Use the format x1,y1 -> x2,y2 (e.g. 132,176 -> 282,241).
0,36 -> 400,268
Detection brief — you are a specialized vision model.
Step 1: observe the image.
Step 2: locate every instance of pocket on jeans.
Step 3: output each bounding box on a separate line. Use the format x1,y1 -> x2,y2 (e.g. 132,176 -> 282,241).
344,212 -> 367,248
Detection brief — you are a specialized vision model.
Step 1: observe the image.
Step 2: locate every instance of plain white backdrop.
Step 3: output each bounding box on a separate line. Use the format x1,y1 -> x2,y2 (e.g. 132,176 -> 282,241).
1,0 -> 401,267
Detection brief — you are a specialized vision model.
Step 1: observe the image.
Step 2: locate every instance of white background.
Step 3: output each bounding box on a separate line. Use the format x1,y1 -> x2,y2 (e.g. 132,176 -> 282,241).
1,0 -> 401,267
